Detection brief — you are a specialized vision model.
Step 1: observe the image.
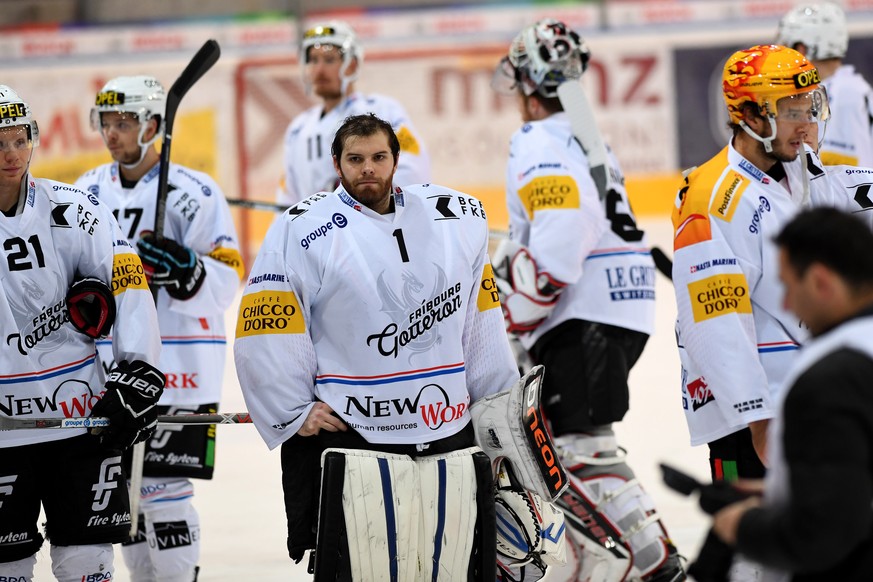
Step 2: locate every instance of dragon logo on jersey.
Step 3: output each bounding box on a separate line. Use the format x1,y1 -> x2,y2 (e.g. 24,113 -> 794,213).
368,265 -> 462,360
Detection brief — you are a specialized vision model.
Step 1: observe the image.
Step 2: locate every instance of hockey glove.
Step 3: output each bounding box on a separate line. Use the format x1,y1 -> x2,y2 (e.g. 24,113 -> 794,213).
492,239 -> 565,334
136,234 -> 205,300
66,276 -> 116,338
90,360 -> 166,451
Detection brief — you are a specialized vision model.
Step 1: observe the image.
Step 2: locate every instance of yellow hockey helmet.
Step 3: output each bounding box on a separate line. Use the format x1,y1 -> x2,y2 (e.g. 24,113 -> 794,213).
723,44 -> 823,125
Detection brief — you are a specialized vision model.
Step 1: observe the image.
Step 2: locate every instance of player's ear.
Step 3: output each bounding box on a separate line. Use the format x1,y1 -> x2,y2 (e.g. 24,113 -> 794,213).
333,155 -> 342,178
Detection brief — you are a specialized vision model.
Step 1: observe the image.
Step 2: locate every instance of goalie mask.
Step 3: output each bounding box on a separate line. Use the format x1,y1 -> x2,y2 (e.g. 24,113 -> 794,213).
492,18 -> 590,99
0,85 -> 39,153
723,44 -> 830,153
91,75 -> 166,168
301,20 -> 363,97
777,2 -> 848,61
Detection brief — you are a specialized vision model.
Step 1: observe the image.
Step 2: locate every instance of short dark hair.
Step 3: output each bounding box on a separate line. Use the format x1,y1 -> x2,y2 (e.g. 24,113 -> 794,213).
775,207 -> 873,289
331,113 -> 400,163
728,102 -> 763,135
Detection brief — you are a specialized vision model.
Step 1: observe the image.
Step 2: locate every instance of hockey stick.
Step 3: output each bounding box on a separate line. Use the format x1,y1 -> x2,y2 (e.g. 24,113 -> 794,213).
0,413 -> 253,431
556,80 -> 673,282
226,196 -> 288,212
132,38 -> 222,537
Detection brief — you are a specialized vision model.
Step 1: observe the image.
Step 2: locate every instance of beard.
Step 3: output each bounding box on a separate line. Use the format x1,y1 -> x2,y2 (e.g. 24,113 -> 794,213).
340,175 -> 392,211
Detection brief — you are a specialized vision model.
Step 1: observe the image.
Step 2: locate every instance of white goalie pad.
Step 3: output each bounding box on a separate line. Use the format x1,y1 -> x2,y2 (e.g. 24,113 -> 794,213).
318,447 -> 482,581
471,365 -> 569,501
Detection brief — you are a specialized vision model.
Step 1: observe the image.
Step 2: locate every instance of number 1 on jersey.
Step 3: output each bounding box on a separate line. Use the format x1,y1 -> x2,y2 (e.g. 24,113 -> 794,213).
392,228 -> 410,263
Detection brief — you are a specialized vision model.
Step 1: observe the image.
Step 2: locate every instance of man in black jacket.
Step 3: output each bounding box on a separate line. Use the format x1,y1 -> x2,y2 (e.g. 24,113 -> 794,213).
712,206 -> 873,580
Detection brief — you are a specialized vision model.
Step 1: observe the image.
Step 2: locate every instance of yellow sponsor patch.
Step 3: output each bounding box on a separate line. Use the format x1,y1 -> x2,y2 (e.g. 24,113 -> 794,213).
477,263 -> 501,312
236,290 -> 304,338
820,151 -> 858,166
207,247 -> 245,280
709,170 -> 746,222
111,253 -> 149,295
519,176 -> 580,219
396,126 -> 420,155
689,273 -> 752,322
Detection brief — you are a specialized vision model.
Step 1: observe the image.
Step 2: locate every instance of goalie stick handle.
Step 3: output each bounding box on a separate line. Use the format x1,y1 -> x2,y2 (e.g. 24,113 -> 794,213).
556,81 -> 609,201
0,412 -> 253,430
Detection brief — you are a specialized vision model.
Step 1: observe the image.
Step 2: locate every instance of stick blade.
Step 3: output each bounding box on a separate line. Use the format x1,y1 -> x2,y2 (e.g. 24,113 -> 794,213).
166,39 -> 221,110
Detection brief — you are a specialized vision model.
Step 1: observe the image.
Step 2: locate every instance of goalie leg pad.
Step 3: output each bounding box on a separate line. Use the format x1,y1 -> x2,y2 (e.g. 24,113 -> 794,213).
316,448 -> 420,582
470,366 -> 568,500
556,430 -> 683,581
416,446 -> 493,581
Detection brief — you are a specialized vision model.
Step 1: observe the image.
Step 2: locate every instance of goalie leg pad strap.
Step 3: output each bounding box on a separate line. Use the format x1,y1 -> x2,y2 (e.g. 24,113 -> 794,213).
470,366 -> 568,500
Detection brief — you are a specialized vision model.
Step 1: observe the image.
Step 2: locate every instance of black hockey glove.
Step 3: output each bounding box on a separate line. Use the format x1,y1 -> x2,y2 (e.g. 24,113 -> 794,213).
90,360 -> 166,451
136,234 -> 205,300
66,277 -> 116,338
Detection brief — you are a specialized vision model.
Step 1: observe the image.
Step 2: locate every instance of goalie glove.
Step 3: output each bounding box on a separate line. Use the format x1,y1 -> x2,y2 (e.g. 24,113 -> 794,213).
136,234 -> 206,300
90,360 -> 165,451
492,239 -> 565,334
495,461 -> 567,580
66,276 -> 116,339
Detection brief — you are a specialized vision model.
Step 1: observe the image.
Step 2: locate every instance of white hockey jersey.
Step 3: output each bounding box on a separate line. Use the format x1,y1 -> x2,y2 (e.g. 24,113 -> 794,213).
822,164 -> 873,230
235,184 -> 519,450
277,92 -> 432,206
819,65 -> 873,167
504,112 -> 656,350
0,175 -> 161,447
671,144 -> 844,445
75,162 -> 243,407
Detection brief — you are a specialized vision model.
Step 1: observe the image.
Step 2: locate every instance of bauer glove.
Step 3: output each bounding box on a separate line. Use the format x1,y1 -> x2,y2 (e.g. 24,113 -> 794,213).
66,276 -> 116,338
90,360 -> 165,451
136,234 -> 205,300
492,239 -> 565,334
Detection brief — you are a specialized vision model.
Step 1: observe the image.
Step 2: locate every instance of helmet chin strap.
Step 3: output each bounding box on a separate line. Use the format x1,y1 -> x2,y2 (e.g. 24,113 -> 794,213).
117,117 -> 159,171
739,117 -> 778,153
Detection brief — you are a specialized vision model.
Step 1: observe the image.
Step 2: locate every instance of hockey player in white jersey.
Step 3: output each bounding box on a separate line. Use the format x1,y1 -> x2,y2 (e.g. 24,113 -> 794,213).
491,19 -> 685,582
75,75 -> 244,582
671,44 -> 852,580
236,113 -> 568,581
276,20 -> 431,207
778,2 -> 873,167
0,85 -> 165,581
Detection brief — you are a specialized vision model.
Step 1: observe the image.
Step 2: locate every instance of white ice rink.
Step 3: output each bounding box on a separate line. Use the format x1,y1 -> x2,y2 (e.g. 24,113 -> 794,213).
33,217 -> 712,581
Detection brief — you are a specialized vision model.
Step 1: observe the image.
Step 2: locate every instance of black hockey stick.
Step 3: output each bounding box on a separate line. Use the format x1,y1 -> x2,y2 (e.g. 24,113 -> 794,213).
651,246 -> 673,281
133,39 -> 221,536
226,196 -> 289,212
0,413 -> 253,430
153,39 -> 221,247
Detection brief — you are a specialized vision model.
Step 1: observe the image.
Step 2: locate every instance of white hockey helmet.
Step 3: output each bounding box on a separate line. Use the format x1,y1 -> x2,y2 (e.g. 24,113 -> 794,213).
0,84 -> 39,148
91,75 -> 166,167
777,3 -> 848,61
301,20 -> 363,95
492,18 -> 590,99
